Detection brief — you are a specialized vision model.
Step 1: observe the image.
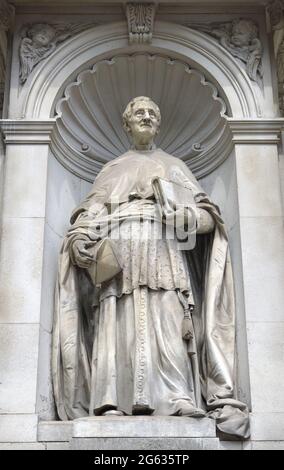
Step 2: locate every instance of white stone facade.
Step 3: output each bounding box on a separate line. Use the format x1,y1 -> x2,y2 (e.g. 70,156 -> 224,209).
0,0 -> 284,450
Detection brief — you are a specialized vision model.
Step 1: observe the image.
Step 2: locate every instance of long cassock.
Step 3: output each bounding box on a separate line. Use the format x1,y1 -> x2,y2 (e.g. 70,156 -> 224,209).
52,148 -> 250,439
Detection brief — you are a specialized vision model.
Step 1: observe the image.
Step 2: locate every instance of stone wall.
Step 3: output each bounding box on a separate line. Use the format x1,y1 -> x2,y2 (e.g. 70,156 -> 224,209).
0,0 -> 284,450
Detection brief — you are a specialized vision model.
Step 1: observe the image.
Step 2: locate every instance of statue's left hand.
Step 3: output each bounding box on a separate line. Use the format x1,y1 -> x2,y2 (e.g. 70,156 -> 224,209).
164,207 -> 196,230
72,239 -> 96,268
196,209 -> 215,234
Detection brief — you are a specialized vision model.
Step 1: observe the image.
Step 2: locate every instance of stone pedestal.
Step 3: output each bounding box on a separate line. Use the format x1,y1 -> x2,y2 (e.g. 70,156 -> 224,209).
71,417 -> 220,450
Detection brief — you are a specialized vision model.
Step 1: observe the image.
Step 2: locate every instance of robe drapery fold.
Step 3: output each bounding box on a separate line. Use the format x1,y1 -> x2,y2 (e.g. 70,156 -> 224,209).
52,149 -> 249,439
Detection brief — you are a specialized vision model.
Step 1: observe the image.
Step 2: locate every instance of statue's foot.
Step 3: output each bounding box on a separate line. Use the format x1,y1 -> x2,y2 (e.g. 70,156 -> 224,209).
102,409 -> 124,416
132,404 -> 154,415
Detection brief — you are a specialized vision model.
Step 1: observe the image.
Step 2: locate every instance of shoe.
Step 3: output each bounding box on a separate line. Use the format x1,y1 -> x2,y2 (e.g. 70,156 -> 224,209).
102,409 -> 124,416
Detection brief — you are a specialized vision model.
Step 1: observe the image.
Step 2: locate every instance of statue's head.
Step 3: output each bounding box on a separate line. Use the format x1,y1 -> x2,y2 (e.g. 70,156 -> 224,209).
123,96 -> 161,149
28,23 -> 56,47
231,19 -> 257,47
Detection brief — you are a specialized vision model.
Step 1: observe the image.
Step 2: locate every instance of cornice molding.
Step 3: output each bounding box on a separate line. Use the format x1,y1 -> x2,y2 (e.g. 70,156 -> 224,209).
0,119 -> 56,143
227,118 -> 284,143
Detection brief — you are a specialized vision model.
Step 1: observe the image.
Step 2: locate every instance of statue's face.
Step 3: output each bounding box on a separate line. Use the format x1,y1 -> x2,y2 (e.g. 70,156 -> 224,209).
32,27 -> 55,46
231,22 -> 251,47
127,99 -> 160,143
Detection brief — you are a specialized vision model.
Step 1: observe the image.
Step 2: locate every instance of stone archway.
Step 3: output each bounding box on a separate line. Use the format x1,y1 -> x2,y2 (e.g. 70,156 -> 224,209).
53,53 -> 230,181
9,20 -> 262,187
17,21 -> 259,119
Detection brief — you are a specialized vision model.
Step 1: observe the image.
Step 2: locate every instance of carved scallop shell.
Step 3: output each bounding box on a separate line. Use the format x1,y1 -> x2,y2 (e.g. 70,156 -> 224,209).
53,53 -> 230,181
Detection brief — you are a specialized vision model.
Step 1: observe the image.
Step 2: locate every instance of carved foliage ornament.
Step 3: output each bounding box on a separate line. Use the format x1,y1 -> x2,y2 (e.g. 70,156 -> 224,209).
267,1 -> 284,114
267,0 -> 284,30
126,3 -> 156,44
0,0 -> 14,31
19,22 -> 96,84
0,0 -> 14,115
188,18 -> 262,85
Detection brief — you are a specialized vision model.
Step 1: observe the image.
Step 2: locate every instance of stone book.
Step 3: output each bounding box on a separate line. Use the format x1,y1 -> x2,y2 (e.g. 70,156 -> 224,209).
152,177 -> 195,218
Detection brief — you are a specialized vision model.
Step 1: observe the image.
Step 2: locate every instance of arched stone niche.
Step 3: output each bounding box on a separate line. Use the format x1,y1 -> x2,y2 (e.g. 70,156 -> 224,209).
30,21 -> 252,419
17,21 -> 259,119
53,53 -> 230,181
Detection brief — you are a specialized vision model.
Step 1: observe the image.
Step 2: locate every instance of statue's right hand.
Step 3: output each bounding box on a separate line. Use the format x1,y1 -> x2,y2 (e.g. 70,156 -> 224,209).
72,239 -> 96,268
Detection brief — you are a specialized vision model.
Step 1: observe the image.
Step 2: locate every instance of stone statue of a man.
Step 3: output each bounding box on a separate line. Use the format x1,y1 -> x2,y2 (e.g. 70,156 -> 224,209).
52,96 -> 249,439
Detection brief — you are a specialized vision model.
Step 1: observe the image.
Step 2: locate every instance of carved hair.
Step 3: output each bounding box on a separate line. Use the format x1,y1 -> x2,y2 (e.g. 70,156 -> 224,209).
122,96 -> 161,133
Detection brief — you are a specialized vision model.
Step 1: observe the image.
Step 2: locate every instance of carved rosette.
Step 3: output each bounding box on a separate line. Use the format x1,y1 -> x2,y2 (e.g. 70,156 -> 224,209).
126,3 -> 156,44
